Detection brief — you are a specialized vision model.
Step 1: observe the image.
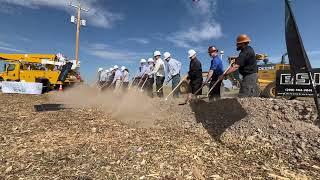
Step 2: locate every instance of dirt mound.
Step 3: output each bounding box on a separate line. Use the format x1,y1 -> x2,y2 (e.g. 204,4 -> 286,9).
52,87 -> 320,166
1,91 -> 320,179
225,98 -> 320,165
184,98 -> 320,168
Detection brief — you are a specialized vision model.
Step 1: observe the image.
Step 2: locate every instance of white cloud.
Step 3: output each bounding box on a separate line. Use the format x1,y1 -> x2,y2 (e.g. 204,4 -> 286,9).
309,50 -> 320,56
0,0 -> 123,28
127,38 -> 150,44
0,46 -> 25,53
167,0 -> 222,48
86,43 -> 149,63
0,40 -> 25,53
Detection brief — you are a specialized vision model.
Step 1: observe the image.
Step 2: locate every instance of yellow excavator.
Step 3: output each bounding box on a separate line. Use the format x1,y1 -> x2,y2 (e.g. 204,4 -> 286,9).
0,53 -> 81,92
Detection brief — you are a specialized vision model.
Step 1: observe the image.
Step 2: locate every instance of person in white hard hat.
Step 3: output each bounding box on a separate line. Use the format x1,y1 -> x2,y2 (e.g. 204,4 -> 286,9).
145,58 -> 155,97
149,51 -> 165,98
100,69 -> 109,87
111,65 -> 123,92
164,52 -> 182,98
100,68 -> 113,91
133,59 -> 148,87
97,67 -> 104,86
186,49 -> 203,102
121,66 -> 130,90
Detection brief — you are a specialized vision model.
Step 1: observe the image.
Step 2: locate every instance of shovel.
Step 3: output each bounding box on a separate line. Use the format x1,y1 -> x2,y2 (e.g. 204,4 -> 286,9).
206,62 -> 234,97
165,75 -> 188,101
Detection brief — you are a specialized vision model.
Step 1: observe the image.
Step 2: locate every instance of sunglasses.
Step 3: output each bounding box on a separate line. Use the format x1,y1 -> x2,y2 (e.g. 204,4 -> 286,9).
208,50 -> 218,53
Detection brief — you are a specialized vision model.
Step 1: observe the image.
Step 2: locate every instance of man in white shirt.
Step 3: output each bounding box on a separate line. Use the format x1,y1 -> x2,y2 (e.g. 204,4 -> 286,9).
149,51 -> 165,98
146,58 -> 155,97
112,65 -> 123,92
121,66 -> 130,90
164,52 -> 182,98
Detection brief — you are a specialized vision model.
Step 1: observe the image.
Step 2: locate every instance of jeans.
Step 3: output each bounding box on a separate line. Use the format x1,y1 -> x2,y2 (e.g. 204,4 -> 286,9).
208,78 -> 222,101
156,76 -> 165,98
146,78 -> 154,98
239,73 -> 260,98
171,74 -> 181,98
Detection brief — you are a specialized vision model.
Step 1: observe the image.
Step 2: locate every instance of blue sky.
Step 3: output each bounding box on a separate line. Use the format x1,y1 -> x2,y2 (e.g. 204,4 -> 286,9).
0,0 -> 319,82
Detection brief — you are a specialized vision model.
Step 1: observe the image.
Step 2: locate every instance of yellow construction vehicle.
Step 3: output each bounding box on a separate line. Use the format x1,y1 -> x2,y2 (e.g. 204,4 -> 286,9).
256,53 -> 290,98
0,53 -> 81,92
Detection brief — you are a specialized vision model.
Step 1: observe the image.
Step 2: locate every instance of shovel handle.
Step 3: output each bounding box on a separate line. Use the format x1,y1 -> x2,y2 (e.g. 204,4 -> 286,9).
206,62 -> 234,97
140,77 -> 149,91
165,75 -> 188,101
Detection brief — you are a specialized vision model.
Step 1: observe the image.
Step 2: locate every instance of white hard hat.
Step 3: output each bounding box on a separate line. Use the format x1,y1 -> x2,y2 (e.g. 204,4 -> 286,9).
188,49 -> 197,58
163,52 -> 171,60
98,68 -> 103,72
121,66 -> 126,71
140,59 -> 147,63
153,51 -> 161,57
106,70 -> 110,73
109,68 -> 113,71
148,58 -> 154,63
114,65 -> 119,69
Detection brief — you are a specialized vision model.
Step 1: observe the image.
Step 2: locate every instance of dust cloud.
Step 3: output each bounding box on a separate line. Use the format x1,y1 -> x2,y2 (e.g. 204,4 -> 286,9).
51,85 -> 158,128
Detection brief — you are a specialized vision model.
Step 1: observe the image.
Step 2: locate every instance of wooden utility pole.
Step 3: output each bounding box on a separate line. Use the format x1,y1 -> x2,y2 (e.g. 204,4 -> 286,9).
70,0 -> 88,65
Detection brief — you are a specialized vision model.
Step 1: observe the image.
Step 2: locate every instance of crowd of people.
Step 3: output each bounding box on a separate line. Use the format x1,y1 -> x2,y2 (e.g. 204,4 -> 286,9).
97,34 -> 260,102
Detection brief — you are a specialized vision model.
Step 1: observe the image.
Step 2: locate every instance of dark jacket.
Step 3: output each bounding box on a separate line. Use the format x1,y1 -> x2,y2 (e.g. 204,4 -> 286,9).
188,57 -> 202,81
236,46 -> 258,76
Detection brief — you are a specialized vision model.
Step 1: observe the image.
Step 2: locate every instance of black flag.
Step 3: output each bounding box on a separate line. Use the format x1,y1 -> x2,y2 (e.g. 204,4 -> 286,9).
285,0 -> 320,117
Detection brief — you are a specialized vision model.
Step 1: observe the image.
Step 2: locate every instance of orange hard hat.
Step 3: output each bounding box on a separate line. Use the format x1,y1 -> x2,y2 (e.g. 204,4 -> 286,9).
236,34 -> 251,44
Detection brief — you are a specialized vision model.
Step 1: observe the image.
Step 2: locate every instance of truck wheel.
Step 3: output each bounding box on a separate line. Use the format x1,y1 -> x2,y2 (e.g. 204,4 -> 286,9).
263,82 -> 277,98
179,81 -> 190,94
36,78 -> 50,93
263,81 -> 296,100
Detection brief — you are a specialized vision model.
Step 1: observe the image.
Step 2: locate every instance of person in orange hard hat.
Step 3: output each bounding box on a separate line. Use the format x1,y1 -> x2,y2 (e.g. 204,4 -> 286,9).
219,34 -> 259,97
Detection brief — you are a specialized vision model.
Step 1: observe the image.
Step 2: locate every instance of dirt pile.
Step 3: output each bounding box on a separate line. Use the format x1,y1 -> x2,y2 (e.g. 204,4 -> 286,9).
156,97 -> 320,167
1,91 -> 320,179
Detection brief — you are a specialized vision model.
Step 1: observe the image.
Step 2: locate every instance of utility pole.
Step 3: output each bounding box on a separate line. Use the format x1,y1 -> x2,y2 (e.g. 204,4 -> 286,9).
70,0 -> 88,65
220,50 -> 224,60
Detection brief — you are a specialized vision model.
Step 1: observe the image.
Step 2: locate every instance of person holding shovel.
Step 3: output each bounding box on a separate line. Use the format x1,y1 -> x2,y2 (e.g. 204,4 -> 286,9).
219,34 -> 259,97
133,59 -> 148,87
149,51 -> 165,98
145,58 -> 155,97
111,65 -> 123,92
186,49 -> 203,102
204,46 -> 224,101
164,52 -> 182,98
121,66 -> 130,90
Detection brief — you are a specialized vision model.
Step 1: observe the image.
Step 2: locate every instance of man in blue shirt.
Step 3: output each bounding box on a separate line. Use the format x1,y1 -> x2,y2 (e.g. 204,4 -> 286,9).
204,46 -> 224,101
164,52 -> 182,98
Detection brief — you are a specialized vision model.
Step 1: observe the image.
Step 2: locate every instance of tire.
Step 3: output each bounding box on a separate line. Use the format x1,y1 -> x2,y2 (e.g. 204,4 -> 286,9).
36,78 -> 50,93
263,82 -> 276,98
263,81 -> 295,100
179,81 -> 190,94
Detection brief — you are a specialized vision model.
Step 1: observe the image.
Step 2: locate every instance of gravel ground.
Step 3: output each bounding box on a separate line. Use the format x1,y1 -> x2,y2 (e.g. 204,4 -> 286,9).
0,90 -> 320,179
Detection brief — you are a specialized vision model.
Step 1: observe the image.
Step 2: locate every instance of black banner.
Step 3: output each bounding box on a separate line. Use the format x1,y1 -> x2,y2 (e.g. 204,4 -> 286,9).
276,69 -> 320,97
